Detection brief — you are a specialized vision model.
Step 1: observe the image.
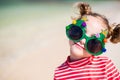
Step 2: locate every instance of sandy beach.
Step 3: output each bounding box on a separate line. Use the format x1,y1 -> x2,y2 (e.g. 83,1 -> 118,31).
0,1 -> 120,80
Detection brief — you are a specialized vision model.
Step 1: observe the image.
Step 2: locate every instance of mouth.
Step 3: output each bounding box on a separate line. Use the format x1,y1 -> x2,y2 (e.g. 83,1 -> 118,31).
74,42 -> 85,50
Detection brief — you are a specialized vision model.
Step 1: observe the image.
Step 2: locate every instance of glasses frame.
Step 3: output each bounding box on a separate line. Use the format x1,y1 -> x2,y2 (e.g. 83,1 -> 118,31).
66,19 -> 106,56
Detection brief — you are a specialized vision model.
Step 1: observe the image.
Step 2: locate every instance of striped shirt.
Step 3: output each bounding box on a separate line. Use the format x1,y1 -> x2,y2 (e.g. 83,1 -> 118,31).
54,56 -> 120,80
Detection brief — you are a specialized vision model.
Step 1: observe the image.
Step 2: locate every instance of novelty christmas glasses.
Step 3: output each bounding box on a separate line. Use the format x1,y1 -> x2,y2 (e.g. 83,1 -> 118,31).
66,19 -> 107,56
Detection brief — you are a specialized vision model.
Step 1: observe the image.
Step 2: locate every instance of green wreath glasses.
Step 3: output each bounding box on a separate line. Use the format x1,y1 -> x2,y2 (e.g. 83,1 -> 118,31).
66,19 -> 107,56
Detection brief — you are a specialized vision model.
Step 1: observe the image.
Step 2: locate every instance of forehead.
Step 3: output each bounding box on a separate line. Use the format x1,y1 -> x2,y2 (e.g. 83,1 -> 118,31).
84,15 -> 107,36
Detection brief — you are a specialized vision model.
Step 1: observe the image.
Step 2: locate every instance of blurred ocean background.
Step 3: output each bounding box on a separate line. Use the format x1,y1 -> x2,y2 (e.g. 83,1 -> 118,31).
0,0 -> 120,80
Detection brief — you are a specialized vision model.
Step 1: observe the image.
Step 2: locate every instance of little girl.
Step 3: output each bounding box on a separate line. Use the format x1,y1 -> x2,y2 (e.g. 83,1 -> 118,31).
54,2 -> 120,80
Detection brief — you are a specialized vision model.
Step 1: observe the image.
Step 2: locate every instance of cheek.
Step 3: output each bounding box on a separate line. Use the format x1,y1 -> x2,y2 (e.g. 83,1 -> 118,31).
69,40 -> 73,47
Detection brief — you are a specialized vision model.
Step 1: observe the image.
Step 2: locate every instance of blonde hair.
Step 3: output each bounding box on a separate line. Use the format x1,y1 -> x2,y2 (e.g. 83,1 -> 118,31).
73,2 -> 120,44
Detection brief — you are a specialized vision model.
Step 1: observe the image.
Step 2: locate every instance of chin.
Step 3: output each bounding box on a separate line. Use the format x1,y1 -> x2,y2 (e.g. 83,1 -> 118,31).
70,47 -> 91,58
70,48 -> 84,57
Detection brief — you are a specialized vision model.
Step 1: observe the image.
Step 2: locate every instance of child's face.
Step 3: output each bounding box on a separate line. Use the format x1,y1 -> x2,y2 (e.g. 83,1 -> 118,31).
69,15 -> 107,60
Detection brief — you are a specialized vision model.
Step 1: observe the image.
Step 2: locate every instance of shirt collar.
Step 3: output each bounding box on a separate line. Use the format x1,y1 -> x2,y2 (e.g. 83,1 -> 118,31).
66,56 -> 94,68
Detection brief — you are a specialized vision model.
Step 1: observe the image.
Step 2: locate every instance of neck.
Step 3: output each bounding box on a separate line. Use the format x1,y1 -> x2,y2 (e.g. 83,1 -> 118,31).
69,54 -> 92,62
69,55 -> 84,62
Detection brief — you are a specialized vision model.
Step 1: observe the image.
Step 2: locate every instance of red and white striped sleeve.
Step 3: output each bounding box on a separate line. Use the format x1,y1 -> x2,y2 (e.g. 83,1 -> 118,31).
106,58 -> 120,80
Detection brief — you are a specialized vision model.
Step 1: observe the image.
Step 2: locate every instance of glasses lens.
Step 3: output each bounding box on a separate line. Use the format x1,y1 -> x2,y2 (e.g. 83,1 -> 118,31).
87,39 -> 102,53
68,25 -> 83,40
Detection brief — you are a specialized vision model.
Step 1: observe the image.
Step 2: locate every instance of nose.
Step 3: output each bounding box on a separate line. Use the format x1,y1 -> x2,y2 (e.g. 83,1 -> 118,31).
79,39 -> 86,45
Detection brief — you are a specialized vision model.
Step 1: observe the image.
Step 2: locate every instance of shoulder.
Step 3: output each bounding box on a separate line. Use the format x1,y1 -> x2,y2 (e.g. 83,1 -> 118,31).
94,56 -> 110,61
55,61 -> 68,71
93,56 -> 109,60
94,56 -> 117,67
58,61 -> 67,68
93,56 -> 111,64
